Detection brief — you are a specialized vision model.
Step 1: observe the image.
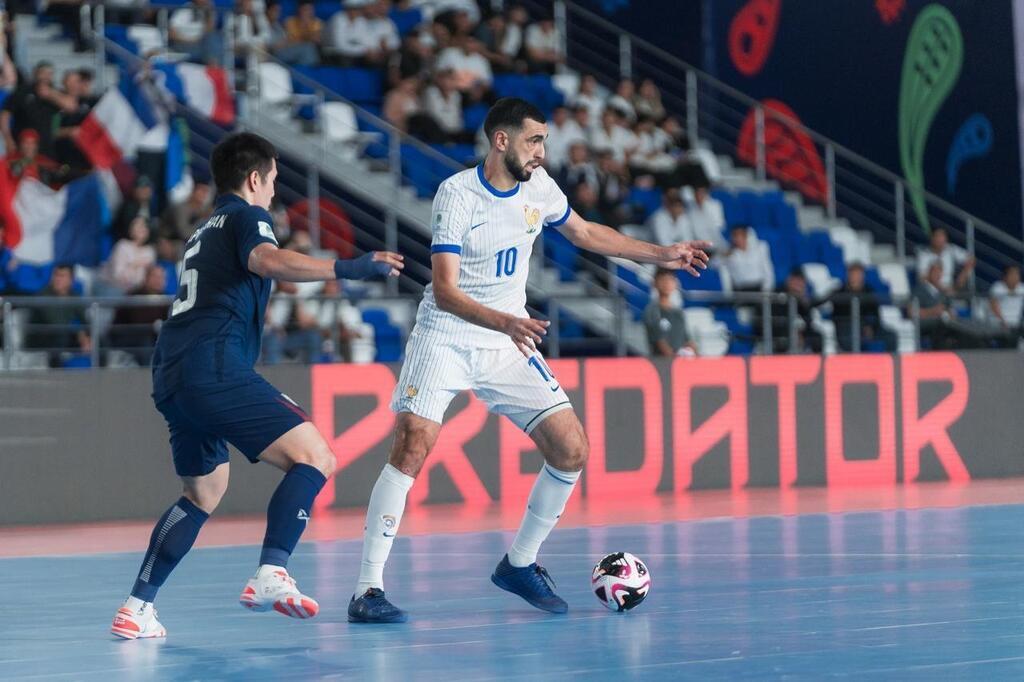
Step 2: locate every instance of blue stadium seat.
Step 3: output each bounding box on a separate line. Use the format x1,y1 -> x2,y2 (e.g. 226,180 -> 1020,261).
758,228 -> 793,287
401,144 -> 447,197
463,103 -> 489,133
626,186 -> 662,221
712,190 -> 743,228
357,105 -> 390,159
864,266 -> 891,299
615,265 -> 650,320
361,309 -> 403,362
677,268 -> 723,307
431,143 -> 477,166
770,202 -> 799,233
293,66 -> 383,107
390,6 -> 425,36
492,75 -> 564,116
544,228 -> 579,282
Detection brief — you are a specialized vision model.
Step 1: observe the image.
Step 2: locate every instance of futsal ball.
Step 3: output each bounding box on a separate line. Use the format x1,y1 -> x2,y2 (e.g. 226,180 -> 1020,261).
591,552 -> 651,612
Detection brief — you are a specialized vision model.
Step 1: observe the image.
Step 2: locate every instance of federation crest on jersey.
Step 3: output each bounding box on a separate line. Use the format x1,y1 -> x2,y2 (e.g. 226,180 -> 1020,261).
523,205 -> 541,233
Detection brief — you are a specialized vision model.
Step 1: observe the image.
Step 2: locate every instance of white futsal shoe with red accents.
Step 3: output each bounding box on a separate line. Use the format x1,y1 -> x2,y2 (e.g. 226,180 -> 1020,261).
111,601 -> 167,640
239,565 -> 319,619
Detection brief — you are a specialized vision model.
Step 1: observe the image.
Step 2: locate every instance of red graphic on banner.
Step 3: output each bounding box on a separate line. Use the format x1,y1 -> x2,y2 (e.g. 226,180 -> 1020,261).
900,353 -> 969,482
671,357 -> 749,491
875,0 -> 905,25
728,0 -> 781,76
824,355 -> 897,486
738,99 -> 828,201
311,364 -> 397,512
585,358 -> 664,498
750,355 -> 821,488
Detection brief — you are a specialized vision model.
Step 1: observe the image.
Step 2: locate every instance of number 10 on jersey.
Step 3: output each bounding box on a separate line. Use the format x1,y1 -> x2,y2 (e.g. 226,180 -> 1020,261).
495,247 -> 518,277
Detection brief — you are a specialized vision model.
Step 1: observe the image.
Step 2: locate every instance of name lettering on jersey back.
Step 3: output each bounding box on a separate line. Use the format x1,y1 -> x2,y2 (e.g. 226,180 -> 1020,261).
188,214 -> 228,243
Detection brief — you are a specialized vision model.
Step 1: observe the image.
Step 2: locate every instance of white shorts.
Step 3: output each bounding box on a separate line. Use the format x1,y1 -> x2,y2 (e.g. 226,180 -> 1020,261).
390,332 -> 573,433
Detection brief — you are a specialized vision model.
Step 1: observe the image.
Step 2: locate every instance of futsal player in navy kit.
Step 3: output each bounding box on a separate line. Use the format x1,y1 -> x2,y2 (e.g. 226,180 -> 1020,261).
111,132 -> 404,639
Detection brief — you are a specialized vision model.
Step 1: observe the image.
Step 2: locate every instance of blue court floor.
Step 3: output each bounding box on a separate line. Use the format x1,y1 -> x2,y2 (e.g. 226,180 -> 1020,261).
2,504 -> 1023,680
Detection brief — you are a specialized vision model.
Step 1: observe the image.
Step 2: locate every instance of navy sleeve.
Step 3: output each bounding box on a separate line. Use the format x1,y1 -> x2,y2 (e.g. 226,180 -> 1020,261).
234,205 -> 279,271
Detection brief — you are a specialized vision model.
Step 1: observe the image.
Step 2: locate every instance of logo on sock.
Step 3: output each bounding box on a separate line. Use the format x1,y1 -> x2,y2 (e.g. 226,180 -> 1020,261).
297,509 -> 310,523
381,514 -> 397,537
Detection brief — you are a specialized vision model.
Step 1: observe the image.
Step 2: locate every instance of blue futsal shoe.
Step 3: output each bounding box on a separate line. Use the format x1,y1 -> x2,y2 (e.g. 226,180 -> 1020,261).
490,554 -> 568,614
348,588 -> 408,623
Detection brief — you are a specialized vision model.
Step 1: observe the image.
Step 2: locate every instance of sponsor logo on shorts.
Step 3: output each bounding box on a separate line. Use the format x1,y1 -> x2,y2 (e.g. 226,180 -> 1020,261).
297,509 -> 310,523
382,514 -> 397,537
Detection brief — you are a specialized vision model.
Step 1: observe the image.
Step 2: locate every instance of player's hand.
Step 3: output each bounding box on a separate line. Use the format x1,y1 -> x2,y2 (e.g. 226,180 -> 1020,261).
657,241 -> 712,276
371,251 -> 404,277
504,316 -> 550,357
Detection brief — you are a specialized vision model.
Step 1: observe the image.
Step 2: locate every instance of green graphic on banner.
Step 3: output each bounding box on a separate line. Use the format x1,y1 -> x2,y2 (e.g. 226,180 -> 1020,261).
898,4 -> 962,234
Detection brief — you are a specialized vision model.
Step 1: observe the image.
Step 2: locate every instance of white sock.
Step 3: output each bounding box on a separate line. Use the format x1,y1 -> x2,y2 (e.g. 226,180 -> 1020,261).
124,596 -> 149,613
507,463 -> 581,567
256,563 -> 286,578
354,464 -> 415,597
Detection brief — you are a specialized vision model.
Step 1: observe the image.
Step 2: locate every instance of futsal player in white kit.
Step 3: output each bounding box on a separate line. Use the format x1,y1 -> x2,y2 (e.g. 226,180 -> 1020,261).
348,98 -> 710,622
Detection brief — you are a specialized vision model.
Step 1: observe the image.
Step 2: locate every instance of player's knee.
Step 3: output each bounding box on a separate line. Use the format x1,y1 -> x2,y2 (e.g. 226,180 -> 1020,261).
292,444 -> 336,478
558,429 -> 589,472
389,445 -> 429,478
184,479 -> 227,514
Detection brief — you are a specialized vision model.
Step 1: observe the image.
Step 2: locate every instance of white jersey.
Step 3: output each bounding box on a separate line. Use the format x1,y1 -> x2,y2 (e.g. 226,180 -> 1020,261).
414,164 -> 570,349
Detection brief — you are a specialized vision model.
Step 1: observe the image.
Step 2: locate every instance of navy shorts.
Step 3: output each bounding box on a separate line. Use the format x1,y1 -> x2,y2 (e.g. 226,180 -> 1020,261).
155,374 -> 309,477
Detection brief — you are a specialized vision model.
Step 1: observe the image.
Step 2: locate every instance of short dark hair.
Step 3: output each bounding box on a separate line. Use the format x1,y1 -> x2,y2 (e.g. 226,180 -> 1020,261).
729,223 -> 749,233
1004,263 -> 1020,274
847,261 -> 865,272
483,97 -> 546,144
210,132 -> 278,194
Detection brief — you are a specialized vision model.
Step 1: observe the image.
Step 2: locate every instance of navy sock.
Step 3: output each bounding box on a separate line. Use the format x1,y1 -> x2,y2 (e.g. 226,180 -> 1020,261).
259,463 -> 327,568
131,497 -> 209,602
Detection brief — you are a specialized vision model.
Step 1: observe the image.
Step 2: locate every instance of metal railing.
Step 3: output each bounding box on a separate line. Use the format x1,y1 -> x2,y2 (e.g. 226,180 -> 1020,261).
1,294 -> 421,370
539,0 -> 1024,286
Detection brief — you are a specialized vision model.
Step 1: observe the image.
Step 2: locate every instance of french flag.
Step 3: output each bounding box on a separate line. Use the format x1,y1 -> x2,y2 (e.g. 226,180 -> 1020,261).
75,75 -> 161,169
155,63 -> 235,126
10,172 -> 117,268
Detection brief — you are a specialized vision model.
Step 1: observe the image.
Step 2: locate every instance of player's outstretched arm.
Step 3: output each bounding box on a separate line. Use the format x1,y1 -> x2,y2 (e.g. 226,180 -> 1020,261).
558,210 -> 712,276
248,243 -> 404,282
431,252 -> 548,356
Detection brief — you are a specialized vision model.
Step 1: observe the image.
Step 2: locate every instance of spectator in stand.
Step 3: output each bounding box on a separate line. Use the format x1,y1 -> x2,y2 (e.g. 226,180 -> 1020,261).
826,262 -> 896,352
1,61 -> 74,157
435,6 -> 475,41
384,76 -> 423,133
0,24 -> 16,98
724,224 -> 773,292
589,108 -> 637,171
6,129 -> 66,186
644,267 -> 697,357
500,5 -> 529,66
573,182 -> 604,223
763,268 -> 822,354
315,278 -> 371,363
268,1 -> 320,66
263,231 -> 326,364
269,198 -> 292,244
234,0 -> 273,58
556,141 -> 599,196
634,78 -> 666,121
544,105 -> 585,172
572,73 -> 605,129
421,68 -> 473,143
100,217 -> 157,294
915,225 -> 975,291
111,264 -> 169,366
390,30 -> 435,85
169,0 -> 223,65
106,0 -> 152,26
155,235 -> 182,295
162,181 -> 213,240
524,15 -> 562,74
630,114 -> 679,179
113,176 -> 155,241
656,115 -> 711,188
326,0 -> 385,67
571,102 -> 592,135
988,263 -> 1023,347
606,78 -> 636,123
436,35 -> 493,104
27,264 -> 91,367
367,0 -> 402,60
474,12 -> 514,72
53,69 -> 96,174
594,149 -> 630,226
913,261 -> 990,349
686,182 -> 727,253
648,191 -> 694,246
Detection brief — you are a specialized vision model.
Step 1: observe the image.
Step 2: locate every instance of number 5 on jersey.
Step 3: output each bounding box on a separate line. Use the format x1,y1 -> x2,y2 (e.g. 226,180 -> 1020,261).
495,247 -> 518,277
171,241 -> 201,317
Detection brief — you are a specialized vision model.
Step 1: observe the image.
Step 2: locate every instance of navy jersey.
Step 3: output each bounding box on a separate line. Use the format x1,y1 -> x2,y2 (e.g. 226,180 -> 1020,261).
152,194 -> 278,399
